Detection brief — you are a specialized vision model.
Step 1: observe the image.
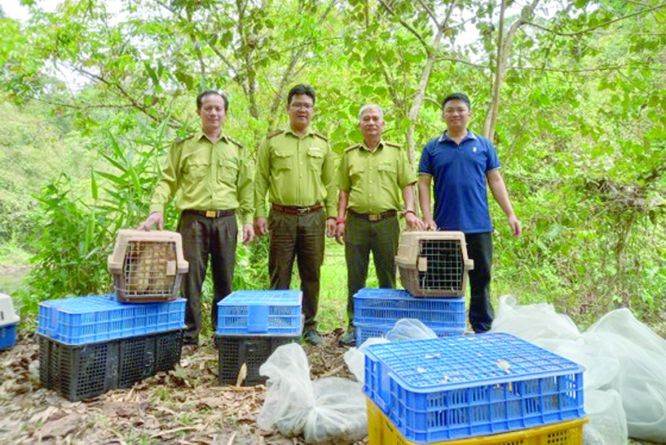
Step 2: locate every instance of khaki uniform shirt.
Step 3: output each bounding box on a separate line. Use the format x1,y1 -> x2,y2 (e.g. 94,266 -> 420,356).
254,128 -> 337,218
149,132 -> 254,225
338,140 -> 416,214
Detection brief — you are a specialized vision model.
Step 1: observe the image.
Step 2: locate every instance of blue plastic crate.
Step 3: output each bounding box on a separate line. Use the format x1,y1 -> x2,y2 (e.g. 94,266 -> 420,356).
38,294 -> 186,345
354,288 -> 466,329
0,323 -> 18,350
356,321 -> 464,346
216,290 -> 302,336
364,333 -> 585,443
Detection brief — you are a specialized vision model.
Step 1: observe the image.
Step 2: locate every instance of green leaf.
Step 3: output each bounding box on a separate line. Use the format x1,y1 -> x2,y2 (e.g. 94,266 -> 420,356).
90,169 -> 98,200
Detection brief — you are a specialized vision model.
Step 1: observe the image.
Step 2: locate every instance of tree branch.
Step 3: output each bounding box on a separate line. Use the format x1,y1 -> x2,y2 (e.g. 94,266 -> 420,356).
416,0 -> 440,28
377,0 -> 429,51
524,3 -> 666,37
266,0 -> 339,129
508,63 -> 666,73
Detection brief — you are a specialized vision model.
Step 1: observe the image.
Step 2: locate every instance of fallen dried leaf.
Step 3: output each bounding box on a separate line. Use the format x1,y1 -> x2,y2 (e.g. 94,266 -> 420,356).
36,413 -> 81,438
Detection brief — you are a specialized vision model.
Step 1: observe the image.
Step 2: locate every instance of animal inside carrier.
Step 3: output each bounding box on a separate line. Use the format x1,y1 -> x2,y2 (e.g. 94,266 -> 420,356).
395,231 -> 474,297
108,230 -> 189,302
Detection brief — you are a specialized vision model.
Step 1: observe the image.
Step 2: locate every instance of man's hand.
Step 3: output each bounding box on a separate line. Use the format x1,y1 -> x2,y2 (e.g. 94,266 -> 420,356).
335,221 -> 345,245
508,214 -> 522,238
325,217 -> 337,238
254,217 -> 268,236
405,212 -> 426,231
423,217 -> 437,231
138,212 -> 164,231
242,224 -> 255,244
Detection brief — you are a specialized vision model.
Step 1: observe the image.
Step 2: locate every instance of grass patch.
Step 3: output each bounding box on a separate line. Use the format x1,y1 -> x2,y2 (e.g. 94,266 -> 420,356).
0,240 -> 31,268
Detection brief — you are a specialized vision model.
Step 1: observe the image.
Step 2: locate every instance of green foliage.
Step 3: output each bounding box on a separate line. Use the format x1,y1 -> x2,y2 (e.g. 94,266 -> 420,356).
19,175 -> 113,317
0,0 -> 664,332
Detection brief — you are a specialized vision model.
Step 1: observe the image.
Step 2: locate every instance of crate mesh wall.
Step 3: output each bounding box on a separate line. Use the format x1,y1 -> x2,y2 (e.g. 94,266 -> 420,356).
39,330 -> 182,401
366,397 -> 588,445
364,333 -> 585,442
217,335 -> 298,386
119,336 -> 154,387
155,330 -> 183,371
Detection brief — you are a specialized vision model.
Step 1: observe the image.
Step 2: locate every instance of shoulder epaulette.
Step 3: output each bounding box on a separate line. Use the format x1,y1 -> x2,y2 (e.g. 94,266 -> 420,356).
344,144 -> 362,153
313,132 -> 328,142
384,141 -> 402,149
226,136 -> 243,148
174,134 -> 195,145
267,129 -> 284,139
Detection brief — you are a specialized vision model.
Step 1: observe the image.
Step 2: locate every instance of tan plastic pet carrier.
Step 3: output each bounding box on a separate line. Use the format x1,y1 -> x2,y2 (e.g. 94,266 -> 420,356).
108,230 -> 189,303
395,231 -> 474,297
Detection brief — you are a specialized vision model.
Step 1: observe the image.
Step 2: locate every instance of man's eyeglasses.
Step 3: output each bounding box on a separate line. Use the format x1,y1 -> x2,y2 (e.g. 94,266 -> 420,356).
444,107 -> 468,115
290,102 -> 313,110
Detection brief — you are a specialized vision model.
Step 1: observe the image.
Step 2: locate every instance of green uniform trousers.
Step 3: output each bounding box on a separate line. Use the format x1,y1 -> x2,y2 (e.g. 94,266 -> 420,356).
178,211 -> 237,342
268,209 -> 326,330
344,213 -> 400,326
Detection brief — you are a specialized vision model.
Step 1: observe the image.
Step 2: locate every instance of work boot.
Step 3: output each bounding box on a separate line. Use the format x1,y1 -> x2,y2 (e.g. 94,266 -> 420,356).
339,328 -> 356,347
303,329 -> 323,346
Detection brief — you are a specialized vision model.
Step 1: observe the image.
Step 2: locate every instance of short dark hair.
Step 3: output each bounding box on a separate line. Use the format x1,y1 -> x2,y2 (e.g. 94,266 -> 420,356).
196,90 -> 229,112
287,84 -> 316,106
441,93 -> 471,111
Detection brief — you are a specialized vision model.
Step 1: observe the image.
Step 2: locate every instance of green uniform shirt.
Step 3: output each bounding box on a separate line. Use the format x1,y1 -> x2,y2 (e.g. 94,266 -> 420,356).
338,140 -> 416,214
149,132 -> 254,225
254,128 -> 337,218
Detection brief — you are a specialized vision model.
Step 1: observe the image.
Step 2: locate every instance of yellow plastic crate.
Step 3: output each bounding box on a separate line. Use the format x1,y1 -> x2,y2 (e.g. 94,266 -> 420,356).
366,398 -> 587,445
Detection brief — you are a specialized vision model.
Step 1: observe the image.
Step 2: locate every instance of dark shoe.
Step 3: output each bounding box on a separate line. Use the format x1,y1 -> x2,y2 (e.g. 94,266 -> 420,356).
183,336 -> 199,346
339,328 -> 356,347
303,329 -> 323,346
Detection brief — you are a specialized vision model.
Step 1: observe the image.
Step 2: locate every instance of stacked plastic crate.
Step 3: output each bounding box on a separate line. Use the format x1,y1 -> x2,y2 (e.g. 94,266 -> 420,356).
354,289 -> 467,344
215,290 -> 302,386
353,231 -> 474,345
364,333 -> 587,444
0,293 -> 20,351
37,229 -> 189,401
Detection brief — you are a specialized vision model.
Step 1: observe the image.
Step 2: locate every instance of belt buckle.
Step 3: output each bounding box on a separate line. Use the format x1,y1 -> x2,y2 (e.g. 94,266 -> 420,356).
296,207 -> 310,215
205,210 -> 217,218
368,213 -> 381,222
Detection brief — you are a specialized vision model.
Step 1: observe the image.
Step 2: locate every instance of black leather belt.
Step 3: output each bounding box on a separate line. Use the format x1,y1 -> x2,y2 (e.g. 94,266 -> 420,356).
349,209 -> 397,222
183,209 -> 235,218
272,203 -> 323,215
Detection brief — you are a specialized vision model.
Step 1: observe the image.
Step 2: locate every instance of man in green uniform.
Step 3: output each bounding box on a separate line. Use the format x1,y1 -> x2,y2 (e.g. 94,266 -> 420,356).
139,91 -> 255,346
336,104 -> 425,346
254,84 -> 337,346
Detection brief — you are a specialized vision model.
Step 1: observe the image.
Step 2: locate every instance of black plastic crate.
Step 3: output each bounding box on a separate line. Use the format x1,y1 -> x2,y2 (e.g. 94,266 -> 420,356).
216,335 -> 299,386
39,329 -> 182,401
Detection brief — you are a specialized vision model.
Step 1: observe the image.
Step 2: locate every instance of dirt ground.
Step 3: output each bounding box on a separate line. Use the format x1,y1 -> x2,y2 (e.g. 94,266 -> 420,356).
0,329 -> 368,444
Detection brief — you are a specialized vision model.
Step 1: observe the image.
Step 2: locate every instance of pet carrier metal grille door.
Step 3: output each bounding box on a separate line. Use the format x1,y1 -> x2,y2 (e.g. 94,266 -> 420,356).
395,231 -> 474,297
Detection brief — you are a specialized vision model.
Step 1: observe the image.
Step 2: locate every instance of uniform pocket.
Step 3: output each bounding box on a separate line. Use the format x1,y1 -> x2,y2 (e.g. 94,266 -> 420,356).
273,150 -> 293,172
349,163 -> 366,182
217,158 -> 239,185
184,160 -> 208,180
307,147 -> 324,171
377,161 -> 396,175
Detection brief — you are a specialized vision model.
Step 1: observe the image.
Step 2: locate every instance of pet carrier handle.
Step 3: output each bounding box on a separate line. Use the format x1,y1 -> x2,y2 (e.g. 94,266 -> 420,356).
176,260 -> 189,274
107,255 -> 122,273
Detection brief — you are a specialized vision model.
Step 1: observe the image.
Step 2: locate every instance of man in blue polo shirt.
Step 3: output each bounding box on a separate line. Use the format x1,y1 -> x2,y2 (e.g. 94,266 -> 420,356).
418,92 -> 521,333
